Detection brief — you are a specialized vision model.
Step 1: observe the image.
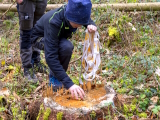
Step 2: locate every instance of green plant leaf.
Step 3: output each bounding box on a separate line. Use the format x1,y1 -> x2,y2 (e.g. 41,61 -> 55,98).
152,108 -> 158,114
140,94 -> 146,99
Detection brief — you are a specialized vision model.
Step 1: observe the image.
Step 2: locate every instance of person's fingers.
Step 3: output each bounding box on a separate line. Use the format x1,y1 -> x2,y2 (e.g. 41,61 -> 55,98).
88,25 -> 97,33
91,25 -> 94,30
92,26 -> 97,32
88,27 -> 91,32
17,0 -> 23,4
76,87 -> 83,99
87,25 -> 92,32
87,26 -> 90,32
69,85 -> 86,100
93,26 -> 97,31
74,89 -> 78,99
71,90 -> 74,98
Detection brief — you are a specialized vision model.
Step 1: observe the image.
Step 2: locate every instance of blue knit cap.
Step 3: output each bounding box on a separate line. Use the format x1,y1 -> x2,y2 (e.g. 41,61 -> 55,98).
65,0 -> 92,25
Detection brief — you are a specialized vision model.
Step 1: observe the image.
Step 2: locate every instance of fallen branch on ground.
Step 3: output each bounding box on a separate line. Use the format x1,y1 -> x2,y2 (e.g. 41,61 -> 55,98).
1,2 -> 160,12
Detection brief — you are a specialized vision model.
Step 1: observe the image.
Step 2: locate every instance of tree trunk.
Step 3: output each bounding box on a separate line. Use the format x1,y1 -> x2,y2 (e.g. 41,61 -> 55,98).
1,2 -> 160,12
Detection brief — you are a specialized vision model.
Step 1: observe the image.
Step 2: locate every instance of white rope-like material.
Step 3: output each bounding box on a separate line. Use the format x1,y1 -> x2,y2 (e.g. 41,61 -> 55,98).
80,30 -> 101,81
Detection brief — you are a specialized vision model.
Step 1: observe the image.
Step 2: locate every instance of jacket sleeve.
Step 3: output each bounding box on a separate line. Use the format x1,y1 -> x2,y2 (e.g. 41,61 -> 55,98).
44,20 -> 74,89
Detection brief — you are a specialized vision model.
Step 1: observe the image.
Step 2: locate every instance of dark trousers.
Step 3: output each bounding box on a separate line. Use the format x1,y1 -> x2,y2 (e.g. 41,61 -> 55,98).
33,38 -> 74,77
17,0 -> 47,68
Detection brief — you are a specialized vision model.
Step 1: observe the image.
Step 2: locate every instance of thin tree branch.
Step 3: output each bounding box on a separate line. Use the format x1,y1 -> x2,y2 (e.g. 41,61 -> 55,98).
1,1 -> 16,19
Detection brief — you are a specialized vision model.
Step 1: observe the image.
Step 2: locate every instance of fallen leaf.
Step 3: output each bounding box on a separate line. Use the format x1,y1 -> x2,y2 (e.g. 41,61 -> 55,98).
150,96 -> 159,104
150,113 -> 154,119
102,69 -> 107,73
37,73 -> 42,77
114,116 -> 118,120
148,105 -> 155,111
158,112 -> 160,118
132,115 -> 138,120
132,27 -> 136,31
155,66 -> 160,76
13,91 -> 20,101
128,22 -> 133,27
0,87 -> 10,96
135,84 -> 144,90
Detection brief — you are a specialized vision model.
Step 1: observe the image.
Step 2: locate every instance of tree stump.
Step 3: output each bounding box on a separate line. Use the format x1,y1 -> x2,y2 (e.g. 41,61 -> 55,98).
28,85 -> 123,120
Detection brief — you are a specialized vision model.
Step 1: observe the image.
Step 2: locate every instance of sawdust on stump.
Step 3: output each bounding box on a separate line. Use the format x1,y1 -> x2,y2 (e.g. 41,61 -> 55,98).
54,87 -> 107,108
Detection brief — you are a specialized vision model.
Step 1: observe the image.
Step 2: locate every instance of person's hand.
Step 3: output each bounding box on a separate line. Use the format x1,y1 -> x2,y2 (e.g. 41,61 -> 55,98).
87,25 -> 97,33
16,0 -> 23,4
69,84 -> 85,100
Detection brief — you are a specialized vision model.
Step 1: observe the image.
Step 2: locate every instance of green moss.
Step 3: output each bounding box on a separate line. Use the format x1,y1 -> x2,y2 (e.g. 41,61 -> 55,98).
14,64 -> 21,76
37,111 -> 41,120
56,112 -> 63,120
108,26 -> 121,42
0,107 -> 5,112
37,104 -> 44,120
11,106 -> 19,120
123,104 -> 129,114
3,20 -> 12,29
22,111 -> 27,119
130,104 -> 136,112
108,26 -> 120,43
128,113 -> 133,117
131,98 -> 138,105
138,112 -> 147,118
108,27 -> 118,37
117,88 -> 127,94
90,111 -> 96,119
6,12 -> 15,18
0,96 -> 4,103
43,108 -> 51,120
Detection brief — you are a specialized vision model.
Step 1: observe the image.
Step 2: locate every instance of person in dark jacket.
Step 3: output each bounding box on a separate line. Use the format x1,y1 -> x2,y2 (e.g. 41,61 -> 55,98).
16,0 -> 47,82
31,0 -> 97,99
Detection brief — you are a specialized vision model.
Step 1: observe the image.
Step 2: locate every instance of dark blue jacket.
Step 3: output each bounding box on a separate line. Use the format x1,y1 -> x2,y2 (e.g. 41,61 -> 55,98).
31,5 -> 96,89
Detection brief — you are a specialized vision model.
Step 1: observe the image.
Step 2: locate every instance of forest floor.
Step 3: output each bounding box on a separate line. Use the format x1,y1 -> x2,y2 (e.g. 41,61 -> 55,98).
0,1 -> 160,120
